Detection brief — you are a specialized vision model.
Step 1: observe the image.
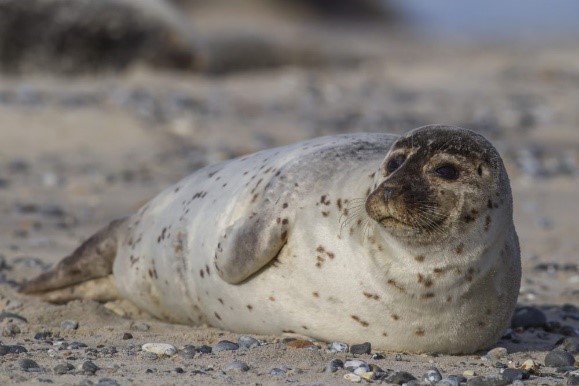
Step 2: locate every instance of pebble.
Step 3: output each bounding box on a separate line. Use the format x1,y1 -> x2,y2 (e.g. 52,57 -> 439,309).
371,352 -> 385,360
558,337 -> 579,354
130,321 -> 150,331
53,363 -> 74,375
224,360 -> 249,372
568,375 -> 579,385
486,347 -> 508,359
463,370 -> 477,377
61,320 -> 79,330
350,342 -> 371,355
325,358 -> 344,373
344,359 -> 369,372
95,379 -> 121,386
81,360 -> 99,374
544,350 -> 576,367
385,371 -> 417,384
520,359 -> 541,373
196,345 -> 212,354
424,367 -> 443,384
511,306 -> 547,328
213,340 -> 239,352
238,335 -> 260,349
438,377 -> 460,386
3,323 -> 21,336
344,373 -> 362,383
328,341 -> 349,352
19,358 -> 41,372
142,343 -> 177,357
501,368 -> 529,381
285,339 -> 317,349
179,345 -> 196,359
34,331 -> 52,340
466,376 -> 509,386
122,332 -> 133,340
270,367 -> 286,375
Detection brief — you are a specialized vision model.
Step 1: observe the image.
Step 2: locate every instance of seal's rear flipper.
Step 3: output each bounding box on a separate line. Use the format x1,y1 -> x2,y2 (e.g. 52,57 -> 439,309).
19,218 -> 127,302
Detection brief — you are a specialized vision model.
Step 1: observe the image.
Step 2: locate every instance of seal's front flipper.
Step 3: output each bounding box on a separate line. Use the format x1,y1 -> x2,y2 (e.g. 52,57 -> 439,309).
19,218 -> 127,302
215,210 -> 292,284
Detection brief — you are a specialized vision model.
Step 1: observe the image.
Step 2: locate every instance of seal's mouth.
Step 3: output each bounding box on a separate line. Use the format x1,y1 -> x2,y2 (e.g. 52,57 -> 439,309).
378,215 -> 410,228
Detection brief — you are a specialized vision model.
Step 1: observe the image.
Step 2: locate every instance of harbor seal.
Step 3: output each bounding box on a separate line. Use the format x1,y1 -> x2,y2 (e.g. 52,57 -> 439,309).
21,124 -> 521,354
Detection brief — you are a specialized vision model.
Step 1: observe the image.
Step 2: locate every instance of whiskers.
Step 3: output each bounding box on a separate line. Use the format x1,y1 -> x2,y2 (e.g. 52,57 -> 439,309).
339,197 -> 373,238
407,202 -> 447,237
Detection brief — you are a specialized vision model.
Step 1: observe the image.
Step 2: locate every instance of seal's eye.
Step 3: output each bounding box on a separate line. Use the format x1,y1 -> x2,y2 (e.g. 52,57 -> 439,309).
435,164 -> 459,180
386,155 -> 406,173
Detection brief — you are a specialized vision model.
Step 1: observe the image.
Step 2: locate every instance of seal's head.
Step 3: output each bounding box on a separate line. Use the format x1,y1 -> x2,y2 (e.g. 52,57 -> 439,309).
366,125 -> 511,246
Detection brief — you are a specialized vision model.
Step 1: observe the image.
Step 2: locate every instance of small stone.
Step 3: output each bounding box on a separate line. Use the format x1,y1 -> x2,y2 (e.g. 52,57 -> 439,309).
19,358 -> 41,372
344,359 -> 369,372
196,345 -> 212,354
328,342 -> 349,352
81,360 -> 98,374
371,352 -> 385,360
142,343 -> 177,357
466,376 -> 510,386
350,342 -> 371,355
214,340 -> 239,352
34,331 -> 52,340
568,375 -> 579,385
359,371 -> 376,381
395,353 -> 403,361
0,345 -> 9,355
557,337 -> 579,354
175,367 -> 184,374
60,320 -> 79,330
486,347 -> 508,359
511,306 -> 547,328
224,360 -> 249,372
122,333 -> 133,340
544,350 -> 576,367
95,378 -> 121,386
130,321 -> 150,331
424,367 -> 443,384
438,377 -> 460,386
325,358 -> 344,373
179,345 -> 196,359
463,370 -> 477,377
270,367 -> 286,375
238,335 -> 260,349
501,368 -> 529,382
53,363 -> 74,375
520,359 -> 540,373
285,339 -> 317,349
385,371 -> 417,385
344,373 -> 362,383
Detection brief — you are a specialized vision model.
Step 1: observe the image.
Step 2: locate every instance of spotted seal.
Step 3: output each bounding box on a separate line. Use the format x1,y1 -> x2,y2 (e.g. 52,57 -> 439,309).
21,124 -> 521,354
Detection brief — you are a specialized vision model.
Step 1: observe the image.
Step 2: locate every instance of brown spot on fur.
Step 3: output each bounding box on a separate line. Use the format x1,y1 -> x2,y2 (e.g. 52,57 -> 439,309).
478,321 -> 486,327
282,203 -> 288,208
421,292 -> 435,299
282,218 -> 289,225
199,269 -> 204,278
391,314 -> 399,321
312,292 -> 319,298
414,255 -> 425,262
320,195 -> 330,205
246,305 -> 253,311
282,329 -> 295,334
415,328 -> 425,336
281,230 -> 287,240
214,312 -> 222,320
251,193 -> 259,203
363,292 -> 380,300
351,315 -> 369,327
218,298 -> 224,304
322,211 -> 329,217
382,332 -> 388,337
337,198 -> 342,211
464,214 -> 476,223
446,295 -> 452,302
302,325 -> 308,330
205,265 -> 210,276
387,279 -> 405,292
455,243 -> 464,254
487,199 -> 493,209
269,296 -> 275,301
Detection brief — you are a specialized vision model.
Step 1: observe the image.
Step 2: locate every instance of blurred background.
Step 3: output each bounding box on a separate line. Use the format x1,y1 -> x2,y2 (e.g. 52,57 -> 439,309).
0,0 -> 578,303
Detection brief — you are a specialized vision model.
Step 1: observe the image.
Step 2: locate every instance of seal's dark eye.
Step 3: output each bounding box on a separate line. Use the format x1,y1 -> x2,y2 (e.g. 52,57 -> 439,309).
386,155 -> 406,173
435,164 -> 459,180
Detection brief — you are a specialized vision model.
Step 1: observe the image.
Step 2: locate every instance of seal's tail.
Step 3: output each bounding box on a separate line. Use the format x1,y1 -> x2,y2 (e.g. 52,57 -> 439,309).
19,218 -> 127,303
